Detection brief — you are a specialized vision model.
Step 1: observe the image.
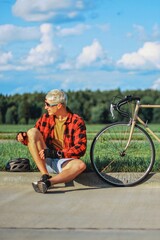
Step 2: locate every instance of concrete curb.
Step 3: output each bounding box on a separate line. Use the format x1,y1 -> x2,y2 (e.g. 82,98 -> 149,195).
1,171 -> 160,188
0,172 -> 108,188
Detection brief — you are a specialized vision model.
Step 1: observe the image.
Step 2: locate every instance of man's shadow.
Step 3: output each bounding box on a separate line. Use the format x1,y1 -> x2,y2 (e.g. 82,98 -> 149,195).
47,170 -> 153,194
47,172 -> 113,194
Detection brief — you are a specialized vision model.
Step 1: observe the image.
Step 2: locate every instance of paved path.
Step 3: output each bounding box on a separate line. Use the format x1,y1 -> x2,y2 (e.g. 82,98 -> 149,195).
1,172 -> 160,240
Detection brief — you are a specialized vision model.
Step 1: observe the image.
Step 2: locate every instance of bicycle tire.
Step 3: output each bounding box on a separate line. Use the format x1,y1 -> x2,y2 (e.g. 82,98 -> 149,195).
90,122 -> 155,187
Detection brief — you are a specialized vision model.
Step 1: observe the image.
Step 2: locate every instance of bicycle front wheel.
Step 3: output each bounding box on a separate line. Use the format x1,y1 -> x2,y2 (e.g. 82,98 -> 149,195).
90,122 -> 155,187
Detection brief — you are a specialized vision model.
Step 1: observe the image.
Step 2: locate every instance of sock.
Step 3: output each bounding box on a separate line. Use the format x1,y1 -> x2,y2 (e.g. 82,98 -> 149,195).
45,180 -> 51,188
41,174 -> 52,182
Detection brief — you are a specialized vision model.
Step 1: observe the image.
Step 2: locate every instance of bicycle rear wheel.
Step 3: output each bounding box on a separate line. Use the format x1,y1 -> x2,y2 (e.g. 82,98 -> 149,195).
90,122 -> 155,187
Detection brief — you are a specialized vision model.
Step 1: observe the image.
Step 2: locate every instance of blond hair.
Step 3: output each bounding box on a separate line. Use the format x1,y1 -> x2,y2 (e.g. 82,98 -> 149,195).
45,89 -> 67,105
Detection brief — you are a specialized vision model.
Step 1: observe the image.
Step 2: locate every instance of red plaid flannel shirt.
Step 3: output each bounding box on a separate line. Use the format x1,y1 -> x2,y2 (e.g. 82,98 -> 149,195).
34,111 -> 87,159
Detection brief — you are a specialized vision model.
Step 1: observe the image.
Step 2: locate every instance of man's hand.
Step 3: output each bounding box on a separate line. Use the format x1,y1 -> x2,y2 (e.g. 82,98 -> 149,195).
39,149 -> 46,160
16,132 -> 27,143
43,148 -> 59,159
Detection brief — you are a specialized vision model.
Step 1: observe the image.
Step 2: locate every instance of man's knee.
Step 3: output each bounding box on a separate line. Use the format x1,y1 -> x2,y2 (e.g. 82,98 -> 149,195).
64,159 -> 86,173
77,160 -> 86,173
27,128 -> 40,141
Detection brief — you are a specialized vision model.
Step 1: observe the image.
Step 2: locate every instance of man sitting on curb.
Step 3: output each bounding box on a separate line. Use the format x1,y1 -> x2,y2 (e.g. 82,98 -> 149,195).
16,89 -> 87,193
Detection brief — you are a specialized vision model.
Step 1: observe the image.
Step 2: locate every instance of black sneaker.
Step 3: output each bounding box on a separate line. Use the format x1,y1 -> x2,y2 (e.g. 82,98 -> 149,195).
32,181 -> 48,194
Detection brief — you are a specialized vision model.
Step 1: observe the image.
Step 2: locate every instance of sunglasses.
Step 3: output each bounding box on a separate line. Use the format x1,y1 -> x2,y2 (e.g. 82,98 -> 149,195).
45,101 -> 58,107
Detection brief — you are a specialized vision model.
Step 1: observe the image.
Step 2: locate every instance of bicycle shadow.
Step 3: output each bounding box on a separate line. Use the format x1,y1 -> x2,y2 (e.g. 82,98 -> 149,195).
74,172 -> 113,188
47,172 -> 159,193
140,172 -> 157,184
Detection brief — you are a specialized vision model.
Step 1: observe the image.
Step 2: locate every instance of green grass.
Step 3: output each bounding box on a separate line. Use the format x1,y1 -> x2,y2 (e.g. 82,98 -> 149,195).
0,124 -> 33,133
0,141 -> 38,171
1,123 -> 160,172
0,140 -> 92,172
0,124 -> 94,171
0,124 -> 32,140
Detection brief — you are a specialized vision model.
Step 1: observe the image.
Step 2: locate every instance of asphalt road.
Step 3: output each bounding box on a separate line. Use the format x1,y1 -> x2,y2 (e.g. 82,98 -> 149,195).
1,172 -> 160,240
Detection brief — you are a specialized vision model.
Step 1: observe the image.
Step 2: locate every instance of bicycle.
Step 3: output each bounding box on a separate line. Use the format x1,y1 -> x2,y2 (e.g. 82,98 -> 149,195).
90,95 -> 160,187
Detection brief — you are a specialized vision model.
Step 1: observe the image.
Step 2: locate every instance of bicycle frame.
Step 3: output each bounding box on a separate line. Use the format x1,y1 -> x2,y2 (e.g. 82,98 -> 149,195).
91,95 -> 158,186
124,101 -> 160,151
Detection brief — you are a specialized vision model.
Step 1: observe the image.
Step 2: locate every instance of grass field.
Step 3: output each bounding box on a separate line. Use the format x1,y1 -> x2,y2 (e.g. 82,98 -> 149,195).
0,124 -> 106,171
1,123 -> 160,172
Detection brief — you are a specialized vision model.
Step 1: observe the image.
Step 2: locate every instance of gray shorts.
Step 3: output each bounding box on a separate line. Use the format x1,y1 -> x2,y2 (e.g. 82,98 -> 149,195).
45,157 -> 73,174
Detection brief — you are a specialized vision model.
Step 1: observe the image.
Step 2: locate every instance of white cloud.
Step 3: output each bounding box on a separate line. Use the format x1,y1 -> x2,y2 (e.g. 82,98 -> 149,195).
0,51 -> 13,64
132,24 -> 147,41
127,23 -> 160,42
12,0 -> 95,22
12,0 -> 69,21
152,24 -> 160,38
49,70 -> 121,91
76,39 -> 105,68
56,24 -> 90,37
127,24 -> 146,40
117,41 -> 160,70
96,23 -> 110,32
151,78 -> 160,90
0,24 -> 40,44
24,24 -> 62,67
58,39 -> 112,70
58,61 -> 73,70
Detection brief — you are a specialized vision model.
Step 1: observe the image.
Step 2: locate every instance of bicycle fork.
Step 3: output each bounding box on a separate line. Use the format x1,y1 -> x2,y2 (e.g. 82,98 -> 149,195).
120,101 -> 140,156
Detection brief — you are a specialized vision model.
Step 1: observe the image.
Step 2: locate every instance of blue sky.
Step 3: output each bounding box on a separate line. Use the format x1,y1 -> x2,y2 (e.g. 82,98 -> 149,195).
1,0 -> 160,95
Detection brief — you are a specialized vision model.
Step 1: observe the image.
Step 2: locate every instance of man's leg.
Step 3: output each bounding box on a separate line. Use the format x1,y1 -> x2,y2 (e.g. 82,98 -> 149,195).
33,159 -> 86,193
27,128 -> 49,175
50,159 -> 86,185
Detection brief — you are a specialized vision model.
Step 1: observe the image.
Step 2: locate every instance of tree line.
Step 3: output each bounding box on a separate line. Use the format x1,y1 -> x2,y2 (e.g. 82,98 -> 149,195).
1,89 -> 160,124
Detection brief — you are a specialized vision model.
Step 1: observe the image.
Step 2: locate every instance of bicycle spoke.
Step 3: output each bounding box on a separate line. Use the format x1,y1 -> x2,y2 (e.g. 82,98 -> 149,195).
90,123 -> 155,187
